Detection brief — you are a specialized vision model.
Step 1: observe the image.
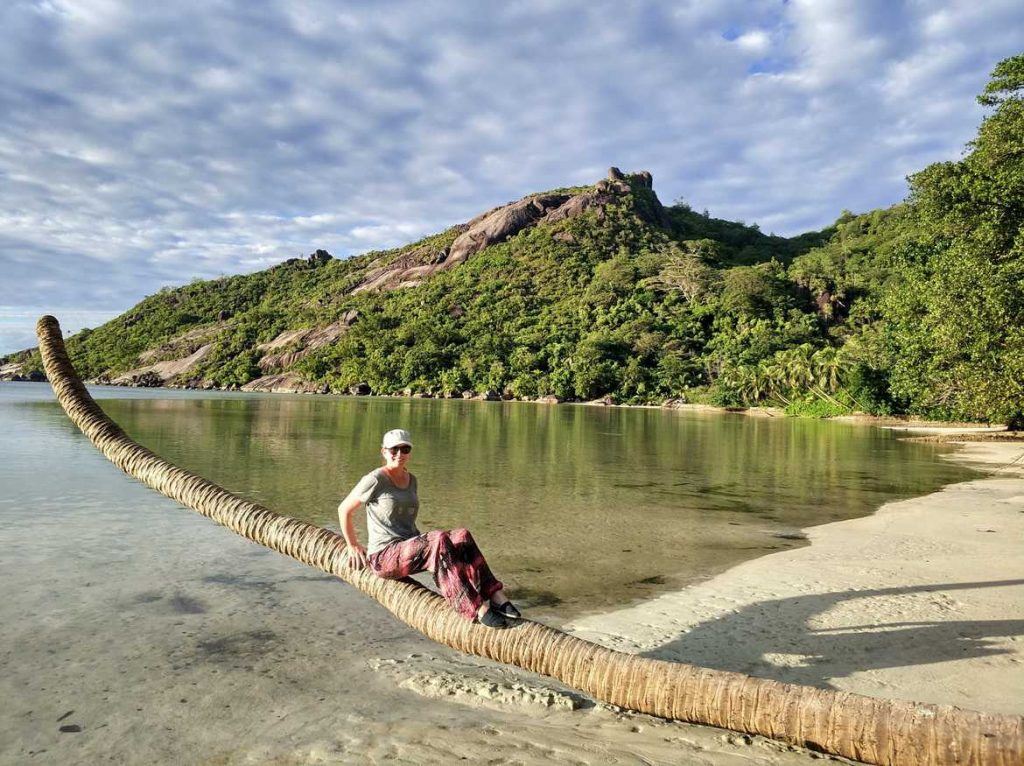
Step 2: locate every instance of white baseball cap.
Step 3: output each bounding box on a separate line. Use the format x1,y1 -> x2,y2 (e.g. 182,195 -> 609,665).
381,429 -> 413,449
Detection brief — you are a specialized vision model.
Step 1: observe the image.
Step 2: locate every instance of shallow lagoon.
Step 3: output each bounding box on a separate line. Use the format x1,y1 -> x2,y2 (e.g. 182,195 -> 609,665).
1,382 -> 976,619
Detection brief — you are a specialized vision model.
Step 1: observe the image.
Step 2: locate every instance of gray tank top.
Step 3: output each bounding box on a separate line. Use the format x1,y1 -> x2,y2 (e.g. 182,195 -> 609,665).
348,467 -> 420,554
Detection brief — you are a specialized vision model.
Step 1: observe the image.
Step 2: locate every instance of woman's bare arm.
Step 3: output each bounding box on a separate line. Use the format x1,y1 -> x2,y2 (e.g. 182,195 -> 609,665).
338,494 -> 368,570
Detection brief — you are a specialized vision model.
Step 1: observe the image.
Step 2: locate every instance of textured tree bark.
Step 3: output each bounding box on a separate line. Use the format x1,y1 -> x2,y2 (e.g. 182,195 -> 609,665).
35,315 -> 1023,765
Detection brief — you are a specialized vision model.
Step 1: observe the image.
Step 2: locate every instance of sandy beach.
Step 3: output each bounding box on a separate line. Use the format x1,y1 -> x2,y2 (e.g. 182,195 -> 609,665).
569,436 -> 1024,717
2,424 -> 1022,764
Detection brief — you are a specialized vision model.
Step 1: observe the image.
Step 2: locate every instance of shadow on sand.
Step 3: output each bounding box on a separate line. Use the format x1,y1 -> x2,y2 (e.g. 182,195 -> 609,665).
641,579 -> 1024,689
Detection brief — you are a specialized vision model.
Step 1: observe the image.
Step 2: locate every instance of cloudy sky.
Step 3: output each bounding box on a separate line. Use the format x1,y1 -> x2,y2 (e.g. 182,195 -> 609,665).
2,0 -> 1022,354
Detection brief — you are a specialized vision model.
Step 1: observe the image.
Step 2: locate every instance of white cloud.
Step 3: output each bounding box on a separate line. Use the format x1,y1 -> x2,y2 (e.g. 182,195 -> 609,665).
0,305 -> 125,353
1,0 -> 1022,353
734,29 -> 771,53
349,222 -> 432,244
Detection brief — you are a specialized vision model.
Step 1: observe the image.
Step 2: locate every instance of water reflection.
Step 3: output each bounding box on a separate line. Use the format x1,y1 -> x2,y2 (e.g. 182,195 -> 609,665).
6,383 -> 977,620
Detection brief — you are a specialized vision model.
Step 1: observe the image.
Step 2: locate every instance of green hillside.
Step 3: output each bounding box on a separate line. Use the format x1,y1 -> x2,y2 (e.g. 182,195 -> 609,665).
6,55 -> 1022,427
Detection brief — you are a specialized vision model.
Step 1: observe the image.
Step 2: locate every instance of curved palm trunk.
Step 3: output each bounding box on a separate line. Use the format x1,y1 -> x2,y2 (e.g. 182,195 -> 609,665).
35,315 -> 1022,765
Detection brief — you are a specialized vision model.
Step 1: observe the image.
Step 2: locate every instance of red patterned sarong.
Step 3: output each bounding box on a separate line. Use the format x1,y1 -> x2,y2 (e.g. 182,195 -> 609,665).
368,528 -> 504,620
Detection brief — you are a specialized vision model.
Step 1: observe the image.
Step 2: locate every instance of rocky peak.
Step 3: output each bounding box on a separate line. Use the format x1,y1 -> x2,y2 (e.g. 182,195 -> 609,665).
276,249 -> 335,271
606,166 -> 652,188
349,169 -> 667,294
445,192 -> 573,267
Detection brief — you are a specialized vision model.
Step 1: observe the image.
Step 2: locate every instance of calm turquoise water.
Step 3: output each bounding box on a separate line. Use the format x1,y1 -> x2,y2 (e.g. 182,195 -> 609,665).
0,382 -> 977,618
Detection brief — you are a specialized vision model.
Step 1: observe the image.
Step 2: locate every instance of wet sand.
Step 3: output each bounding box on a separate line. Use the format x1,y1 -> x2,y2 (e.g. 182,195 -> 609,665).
3,428 -> 1021,764
0,446 -> 836,765
568,437 -> 1024,716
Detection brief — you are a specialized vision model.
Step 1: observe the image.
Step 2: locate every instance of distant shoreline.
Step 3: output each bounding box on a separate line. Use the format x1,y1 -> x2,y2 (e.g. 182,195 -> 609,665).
2,377 -> 1014,433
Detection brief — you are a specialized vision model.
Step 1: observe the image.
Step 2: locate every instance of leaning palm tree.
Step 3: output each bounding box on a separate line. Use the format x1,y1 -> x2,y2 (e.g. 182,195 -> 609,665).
761,357 -> 794,406
812,346 -> 844,394
34,315 -> 1023,766
787,343 -> 818,391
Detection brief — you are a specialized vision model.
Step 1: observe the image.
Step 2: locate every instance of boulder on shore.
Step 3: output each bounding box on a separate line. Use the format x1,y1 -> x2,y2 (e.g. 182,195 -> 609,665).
242,373 -> 325,394
118,370 -> 164,388
0,361 -> 25,381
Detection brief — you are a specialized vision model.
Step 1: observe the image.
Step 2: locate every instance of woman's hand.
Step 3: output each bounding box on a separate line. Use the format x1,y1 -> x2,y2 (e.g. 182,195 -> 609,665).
347,542 -> 369,572
338,494 -> 367,571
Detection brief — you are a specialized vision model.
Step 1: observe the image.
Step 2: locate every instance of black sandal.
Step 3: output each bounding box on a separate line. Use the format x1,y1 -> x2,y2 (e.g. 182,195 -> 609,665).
477,606 -> 508,629
493,601 -> 521,620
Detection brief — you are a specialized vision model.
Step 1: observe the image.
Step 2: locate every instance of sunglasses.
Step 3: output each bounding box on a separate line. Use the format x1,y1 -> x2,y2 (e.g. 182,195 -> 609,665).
386,445 -> 412,454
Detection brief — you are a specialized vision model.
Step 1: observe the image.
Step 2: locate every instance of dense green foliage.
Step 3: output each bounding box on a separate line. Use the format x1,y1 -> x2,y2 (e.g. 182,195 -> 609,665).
881,55 -> 1024,426
6,55 -> 1022,425
778,53 -> 1024,426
